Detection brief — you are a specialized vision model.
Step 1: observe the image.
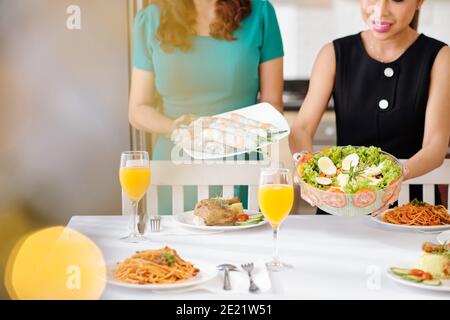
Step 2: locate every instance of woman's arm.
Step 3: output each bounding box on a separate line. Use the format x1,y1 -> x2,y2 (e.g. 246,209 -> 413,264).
259,57 -> 284,113
128,68 -> 176,134
289,43 -> 336,154
403,46 -> 450,180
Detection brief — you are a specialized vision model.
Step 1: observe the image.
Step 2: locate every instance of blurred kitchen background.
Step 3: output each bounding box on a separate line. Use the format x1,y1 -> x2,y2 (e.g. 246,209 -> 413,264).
0,0 -> 449,298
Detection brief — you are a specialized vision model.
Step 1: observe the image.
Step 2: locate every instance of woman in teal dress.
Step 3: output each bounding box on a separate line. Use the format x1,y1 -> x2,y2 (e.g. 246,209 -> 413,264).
129,0 -> 284,214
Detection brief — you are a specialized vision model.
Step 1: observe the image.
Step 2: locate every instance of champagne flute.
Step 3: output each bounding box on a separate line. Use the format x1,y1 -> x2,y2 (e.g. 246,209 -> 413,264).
258,166 -> 294,271
119,151 -> 151,242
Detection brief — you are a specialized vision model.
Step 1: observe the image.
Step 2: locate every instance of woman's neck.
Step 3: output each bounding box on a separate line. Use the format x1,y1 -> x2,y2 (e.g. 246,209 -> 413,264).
193,0 -> 217,36
363,27 -> 419,63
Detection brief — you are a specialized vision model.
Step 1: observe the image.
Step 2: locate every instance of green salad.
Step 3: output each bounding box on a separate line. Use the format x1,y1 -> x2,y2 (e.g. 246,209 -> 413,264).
300,146 -> 402,193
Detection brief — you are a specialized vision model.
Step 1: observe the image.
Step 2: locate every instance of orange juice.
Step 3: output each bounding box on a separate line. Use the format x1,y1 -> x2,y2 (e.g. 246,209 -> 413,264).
119,167 -> 151,202
258,184 -> 294,227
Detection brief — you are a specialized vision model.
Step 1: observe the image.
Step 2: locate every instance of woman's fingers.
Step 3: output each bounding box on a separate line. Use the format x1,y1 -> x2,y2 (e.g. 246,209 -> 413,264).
371,205 -> 387,217
174,114 -> 198,129
293,152 -> 304,163
372,183 -> 402,216
300,189 -> 316,207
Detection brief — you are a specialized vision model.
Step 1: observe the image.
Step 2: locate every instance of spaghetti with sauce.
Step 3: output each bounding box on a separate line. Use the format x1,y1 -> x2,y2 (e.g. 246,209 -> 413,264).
113,246 -> 199,285
382,200 -> 450,226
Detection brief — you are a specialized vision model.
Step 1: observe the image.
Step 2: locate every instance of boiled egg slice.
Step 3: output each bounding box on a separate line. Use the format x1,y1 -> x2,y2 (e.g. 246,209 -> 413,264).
336,173 -> 350,188
316,177 -> 333,185
364,165 -> 382,177
368,177 -> 382,185
342,154 -> 359,171
318,157 -> 337,176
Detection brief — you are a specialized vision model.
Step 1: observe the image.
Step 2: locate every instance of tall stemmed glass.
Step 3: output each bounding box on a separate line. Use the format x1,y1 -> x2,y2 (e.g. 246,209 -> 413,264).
119,151 -> 151,242
258,167 -> 294,271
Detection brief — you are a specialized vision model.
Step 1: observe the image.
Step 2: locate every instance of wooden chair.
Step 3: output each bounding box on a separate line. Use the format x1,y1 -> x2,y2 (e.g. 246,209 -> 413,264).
398,159 -> 450,209
139,160 -> 269,215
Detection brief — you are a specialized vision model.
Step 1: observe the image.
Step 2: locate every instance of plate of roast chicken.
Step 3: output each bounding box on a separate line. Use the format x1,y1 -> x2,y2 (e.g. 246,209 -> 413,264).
173,197 -> 268,231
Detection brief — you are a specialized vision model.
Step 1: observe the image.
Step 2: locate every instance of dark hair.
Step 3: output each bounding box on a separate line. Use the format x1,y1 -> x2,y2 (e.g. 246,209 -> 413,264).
410,9 -> 420,30
151,0 -> 252,52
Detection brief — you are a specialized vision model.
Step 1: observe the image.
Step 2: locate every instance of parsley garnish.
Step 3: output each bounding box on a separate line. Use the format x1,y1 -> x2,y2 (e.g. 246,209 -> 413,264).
411,198 -> 426,206
160,252 -> 176,266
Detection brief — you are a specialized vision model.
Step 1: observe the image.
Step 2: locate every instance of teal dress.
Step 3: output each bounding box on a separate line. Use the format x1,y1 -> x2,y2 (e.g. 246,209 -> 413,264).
133,0 -> 284,214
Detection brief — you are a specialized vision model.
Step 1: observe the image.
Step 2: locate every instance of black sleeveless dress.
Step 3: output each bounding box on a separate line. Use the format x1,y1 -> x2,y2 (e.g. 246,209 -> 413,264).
317,33 -> 447,215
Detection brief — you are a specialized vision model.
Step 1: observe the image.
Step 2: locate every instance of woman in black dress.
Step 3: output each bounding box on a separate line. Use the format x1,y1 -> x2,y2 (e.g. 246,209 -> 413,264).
289,0 -> 450,214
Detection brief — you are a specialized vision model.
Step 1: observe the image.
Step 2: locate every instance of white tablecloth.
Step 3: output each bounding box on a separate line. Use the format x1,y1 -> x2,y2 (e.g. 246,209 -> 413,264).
67,215 -> 450,300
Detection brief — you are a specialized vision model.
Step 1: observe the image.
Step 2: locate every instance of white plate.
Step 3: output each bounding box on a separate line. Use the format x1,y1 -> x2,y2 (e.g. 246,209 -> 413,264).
107,259 -> 218,291
386,269 -> 450,292
183,102 -> 290,160
437,230 -> 450,244
173,210 -> 268,231
371,209 -> 450,232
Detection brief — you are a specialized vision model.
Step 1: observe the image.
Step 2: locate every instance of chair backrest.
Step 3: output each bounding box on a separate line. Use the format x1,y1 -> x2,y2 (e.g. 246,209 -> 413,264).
144,160 -> 269,215
398,159 -> 450,208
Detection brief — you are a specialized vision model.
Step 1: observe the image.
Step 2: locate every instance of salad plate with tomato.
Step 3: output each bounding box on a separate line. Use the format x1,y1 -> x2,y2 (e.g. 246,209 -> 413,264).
387,267 -> 450,292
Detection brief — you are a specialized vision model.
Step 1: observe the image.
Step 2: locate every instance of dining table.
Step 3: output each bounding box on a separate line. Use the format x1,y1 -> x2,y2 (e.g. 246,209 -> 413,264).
67,214 -> 450,300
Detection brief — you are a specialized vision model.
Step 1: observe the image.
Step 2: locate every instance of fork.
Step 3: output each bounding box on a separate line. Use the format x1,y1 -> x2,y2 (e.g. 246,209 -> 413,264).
149,215 -> 161,233
241,263 -> 260,293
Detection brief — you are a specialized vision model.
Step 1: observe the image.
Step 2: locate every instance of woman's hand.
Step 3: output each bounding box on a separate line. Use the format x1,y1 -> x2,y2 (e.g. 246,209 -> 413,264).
371,178 -> 402,217
371,165 -> 408,216
299,185 -> 319,207
293,151 -> 319,207
172,114 -> 198,131
169,114 -> 199,143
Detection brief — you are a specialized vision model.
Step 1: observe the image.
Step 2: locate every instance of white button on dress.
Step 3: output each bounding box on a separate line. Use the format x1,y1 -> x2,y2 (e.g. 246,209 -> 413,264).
384,67 -> 394,78
379,99 -> 389,110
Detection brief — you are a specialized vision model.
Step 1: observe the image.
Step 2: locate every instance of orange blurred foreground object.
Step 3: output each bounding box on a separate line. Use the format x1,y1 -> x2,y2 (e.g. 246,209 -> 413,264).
4,226 -> 106,300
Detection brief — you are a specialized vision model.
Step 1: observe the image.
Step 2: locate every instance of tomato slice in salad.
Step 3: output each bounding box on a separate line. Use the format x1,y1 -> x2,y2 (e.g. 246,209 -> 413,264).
353,189 -> 377,208
236,214 -> 249,222
321,187 -> 347,208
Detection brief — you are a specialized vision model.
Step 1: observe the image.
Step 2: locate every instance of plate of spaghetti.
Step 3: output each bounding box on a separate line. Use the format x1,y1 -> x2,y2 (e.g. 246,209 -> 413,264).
108,246 -> 217,290
372,199 -> 450,231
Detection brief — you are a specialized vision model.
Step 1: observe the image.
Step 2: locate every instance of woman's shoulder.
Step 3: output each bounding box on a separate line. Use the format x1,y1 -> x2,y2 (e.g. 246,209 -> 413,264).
246,0 -> 275,19
239,0 -> 278,32
252,0 -> 274,9
332,33 -> 361,47
424,35 -> 450,70
250,0 -> 276,16
137,4 -> 160,17
419,34 -> 448,50
135,4 -> 160,29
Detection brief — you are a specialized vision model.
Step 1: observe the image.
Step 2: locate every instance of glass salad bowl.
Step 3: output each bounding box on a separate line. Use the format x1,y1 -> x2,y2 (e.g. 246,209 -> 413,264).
293,146 -> 404,217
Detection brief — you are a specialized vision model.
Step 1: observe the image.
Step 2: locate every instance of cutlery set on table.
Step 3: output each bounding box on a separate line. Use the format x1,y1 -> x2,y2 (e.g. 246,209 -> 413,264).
218,263 -> 260,293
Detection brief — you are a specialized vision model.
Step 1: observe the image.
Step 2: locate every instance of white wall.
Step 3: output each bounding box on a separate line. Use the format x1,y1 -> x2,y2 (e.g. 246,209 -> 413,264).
272,0 -> 450,79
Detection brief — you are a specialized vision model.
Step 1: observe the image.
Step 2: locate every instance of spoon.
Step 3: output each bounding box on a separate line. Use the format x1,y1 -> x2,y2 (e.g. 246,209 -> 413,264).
217,264 -> 238,291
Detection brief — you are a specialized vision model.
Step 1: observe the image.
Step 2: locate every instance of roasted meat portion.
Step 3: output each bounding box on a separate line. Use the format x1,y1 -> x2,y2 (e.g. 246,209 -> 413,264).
194,198 -> 242,226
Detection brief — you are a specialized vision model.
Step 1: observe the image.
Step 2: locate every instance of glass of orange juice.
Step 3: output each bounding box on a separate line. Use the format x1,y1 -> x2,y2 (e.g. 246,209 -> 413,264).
258,166 -> 294,271
119,151 -> 151,242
